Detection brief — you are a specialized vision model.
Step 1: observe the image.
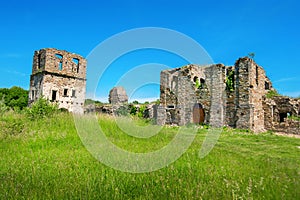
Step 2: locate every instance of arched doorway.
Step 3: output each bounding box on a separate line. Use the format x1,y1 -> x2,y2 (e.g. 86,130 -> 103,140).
193,103 -> 205,124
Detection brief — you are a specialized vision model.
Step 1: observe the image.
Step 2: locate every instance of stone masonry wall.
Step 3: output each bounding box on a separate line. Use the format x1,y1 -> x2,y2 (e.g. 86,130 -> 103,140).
29,48 -> 87,114
158,64 -> 227,126
156,57 -> 288,133
264,96 -> 300,134
234,57 -> 272,132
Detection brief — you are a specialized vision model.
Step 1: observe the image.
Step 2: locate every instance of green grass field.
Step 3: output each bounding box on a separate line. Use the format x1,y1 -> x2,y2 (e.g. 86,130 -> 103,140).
0,112 -> 299,199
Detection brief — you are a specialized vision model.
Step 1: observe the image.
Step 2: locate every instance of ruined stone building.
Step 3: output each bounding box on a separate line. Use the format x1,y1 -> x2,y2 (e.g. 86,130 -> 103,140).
156,57 -> 300,134
109,86 -> 128,105
28,48 -> 87,113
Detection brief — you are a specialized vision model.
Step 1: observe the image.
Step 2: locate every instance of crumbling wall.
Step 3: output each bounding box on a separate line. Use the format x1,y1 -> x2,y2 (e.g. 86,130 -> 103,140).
108,86 -> 128,105
156,57 -> 282,133
264,96 -> 300,134
158,64 -> 227,126
225,66 -> 236,127
234,57 -> 272,132
29,48 -> 87,114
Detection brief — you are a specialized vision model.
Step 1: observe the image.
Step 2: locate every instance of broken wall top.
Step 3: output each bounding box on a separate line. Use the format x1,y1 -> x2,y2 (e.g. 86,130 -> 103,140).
31,48 -> 87,79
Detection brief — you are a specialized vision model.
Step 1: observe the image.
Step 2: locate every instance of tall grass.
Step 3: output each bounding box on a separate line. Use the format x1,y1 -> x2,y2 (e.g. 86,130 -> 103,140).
0,112 -> 299,199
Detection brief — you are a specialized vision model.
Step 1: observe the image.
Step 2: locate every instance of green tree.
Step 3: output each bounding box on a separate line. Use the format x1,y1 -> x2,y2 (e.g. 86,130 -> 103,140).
132,100 -> 139,104
0,86 -> 28,110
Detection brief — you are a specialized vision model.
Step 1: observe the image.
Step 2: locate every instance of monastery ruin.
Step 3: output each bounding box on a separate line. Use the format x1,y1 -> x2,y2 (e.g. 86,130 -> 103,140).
28,48 -> 87,113
156,57 -> 300,134
27,48 -> 299,134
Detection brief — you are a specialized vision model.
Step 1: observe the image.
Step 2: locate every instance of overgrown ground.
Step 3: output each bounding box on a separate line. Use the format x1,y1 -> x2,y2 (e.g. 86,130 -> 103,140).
0,112 -> 299,199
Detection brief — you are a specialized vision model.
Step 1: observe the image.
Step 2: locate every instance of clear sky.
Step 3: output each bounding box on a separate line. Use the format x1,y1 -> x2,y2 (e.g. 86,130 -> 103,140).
1,0 -> 299,102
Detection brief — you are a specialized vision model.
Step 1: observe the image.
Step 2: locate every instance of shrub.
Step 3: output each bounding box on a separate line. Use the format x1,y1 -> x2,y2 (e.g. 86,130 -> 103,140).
26,97 -> 58,119
129,104 -> 137,115
265,90 -> 280,98
137,105 -> 146,118
115,105 -> 129,116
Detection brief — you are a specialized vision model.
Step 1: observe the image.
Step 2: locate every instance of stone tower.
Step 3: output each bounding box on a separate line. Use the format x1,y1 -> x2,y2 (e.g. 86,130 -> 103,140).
234,57 -> 271,132
108,86 -> 128,105
28,48 -> 87,113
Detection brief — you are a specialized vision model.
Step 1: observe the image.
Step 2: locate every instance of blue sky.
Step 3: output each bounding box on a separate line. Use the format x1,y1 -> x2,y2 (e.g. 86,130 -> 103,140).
1,0 -> 300,102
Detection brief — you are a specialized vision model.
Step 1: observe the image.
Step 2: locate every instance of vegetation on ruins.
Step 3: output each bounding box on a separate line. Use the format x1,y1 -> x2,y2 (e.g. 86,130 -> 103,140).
248,52 -> 255,59
84,98 -> 103,106
265,89 -> 280,98
225,70 -> 234,92
195,78 -> 201,89
288,115 -> 300,121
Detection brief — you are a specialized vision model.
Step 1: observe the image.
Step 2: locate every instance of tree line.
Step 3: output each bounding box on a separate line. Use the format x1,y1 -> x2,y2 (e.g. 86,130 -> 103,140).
0,86 -> 28,110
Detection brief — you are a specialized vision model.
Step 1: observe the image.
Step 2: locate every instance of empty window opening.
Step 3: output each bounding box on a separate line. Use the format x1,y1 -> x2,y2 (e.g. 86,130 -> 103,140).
72,90 -> 76,97
63,89 -> 68,96
37,54 -> 42,69
73,58 -> 80,73
167,105 -> 175,109
55,54 -> 63,59
55,54 -> 63,70
31,90 -> 35,99
51,90 -> 57,101
256,66 -> 259,85
279,113 -> 287,123
58,61 -> 63,70
193,76 -> 198,82
265,81 -> 270,90
200,78 -> 205,84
